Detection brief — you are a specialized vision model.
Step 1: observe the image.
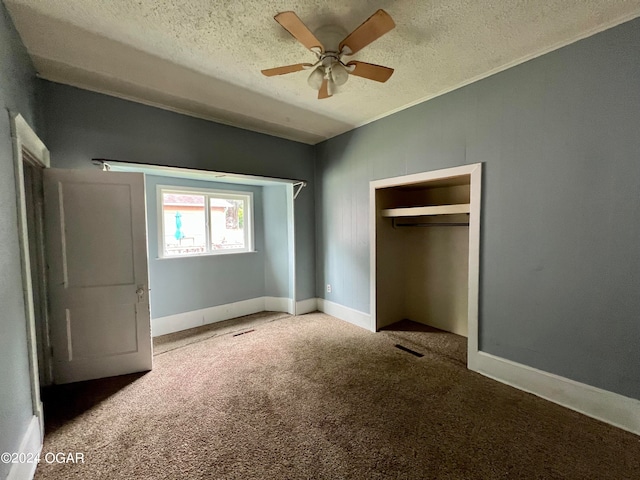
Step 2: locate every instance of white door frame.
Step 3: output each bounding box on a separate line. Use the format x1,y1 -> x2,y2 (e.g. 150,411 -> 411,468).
10,112 -> 51,434
369,163 -> 482,368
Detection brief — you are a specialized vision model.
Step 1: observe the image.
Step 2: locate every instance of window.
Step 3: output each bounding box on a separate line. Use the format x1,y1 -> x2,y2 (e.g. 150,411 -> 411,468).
159,187 -> 253,257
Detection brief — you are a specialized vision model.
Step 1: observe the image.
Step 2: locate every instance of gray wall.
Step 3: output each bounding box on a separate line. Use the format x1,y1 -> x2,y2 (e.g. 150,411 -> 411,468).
263,185 -> 291,298
315,18 -> 640,400
0,2 -> 39,477
145,175 -> 270,318
39,81 -> 317,301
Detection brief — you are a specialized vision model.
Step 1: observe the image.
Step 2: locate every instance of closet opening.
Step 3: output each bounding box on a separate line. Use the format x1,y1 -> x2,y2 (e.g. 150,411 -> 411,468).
370,164 -> 482,367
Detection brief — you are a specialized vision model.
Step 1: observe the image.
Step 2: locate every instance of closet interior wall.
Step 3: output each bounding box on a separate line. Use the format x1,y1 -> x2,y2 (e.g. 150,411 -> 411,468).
376,177 -> 470,336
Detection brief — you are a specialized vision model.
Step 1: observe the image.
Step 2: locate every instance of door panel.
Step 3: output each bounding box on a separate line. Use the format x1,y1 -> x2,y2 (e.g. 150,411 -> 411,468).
44,169 -> 151,384
61,182 -> 135,287
66,303 -> 139,358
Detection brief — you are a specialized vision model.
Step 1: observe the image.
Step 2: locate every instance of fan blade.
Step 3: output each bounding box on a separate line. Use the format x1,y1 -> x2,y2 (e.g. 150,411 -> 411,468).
275,11 -> 324,52
318,78 -> 332,99
261,63 -> 313,77
346,61 -> 394,83
339,9 -> 395,55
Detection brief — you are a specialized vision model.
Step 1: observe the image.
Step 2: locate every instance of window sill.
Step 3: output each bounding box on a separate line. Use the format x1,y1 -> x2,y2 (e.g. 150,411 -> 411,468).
156,250 -> 258,260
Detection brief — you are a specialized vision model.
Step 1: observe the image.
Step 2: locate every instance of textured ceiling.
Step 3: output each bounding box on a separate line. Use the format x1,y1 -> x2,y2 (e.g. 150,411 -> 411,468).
6,0 -> 640,144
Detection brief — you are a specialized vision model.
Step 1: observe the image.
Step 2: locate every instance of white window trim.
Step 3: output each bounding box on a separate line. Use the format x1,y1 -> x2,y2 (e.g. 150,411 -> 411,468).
157,185 -> 254,258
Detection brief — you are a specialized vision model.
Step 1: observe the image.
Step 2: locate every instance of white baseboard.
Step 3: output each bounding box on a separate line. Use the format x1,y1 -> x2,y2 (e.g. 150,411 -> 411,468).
152,296 -> 292,337
295,298 -> 318,315
7,415 -> 42,480
317,299 -> 373,331
265,296 -> 293,314
471,351 -> 640,436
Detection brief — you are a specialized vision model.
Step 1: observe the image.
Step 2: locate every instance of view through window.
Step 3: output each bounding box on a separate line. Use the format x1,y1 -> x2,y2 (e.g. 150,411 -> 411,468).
159,188 -> 252,257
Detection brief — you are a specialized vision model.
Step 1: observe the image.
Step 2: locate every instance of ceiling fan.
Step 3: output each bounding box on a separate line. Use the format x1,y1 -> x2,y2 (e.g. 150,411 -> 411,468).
262,9 -> 395,99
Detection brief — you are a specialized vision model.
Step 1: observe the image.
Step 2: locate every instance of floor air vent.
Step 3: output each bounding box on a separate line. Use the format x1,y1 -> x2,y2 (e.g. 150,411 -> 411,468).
233,329 -> 255,337
395,344 -> 424,357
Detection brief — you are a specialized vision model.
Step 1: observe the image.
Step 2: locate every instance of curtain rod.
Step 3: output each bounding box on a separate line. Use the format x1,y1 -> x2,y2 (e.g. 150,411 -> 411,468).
392,218 -> 469,228
92,159 -> 307,198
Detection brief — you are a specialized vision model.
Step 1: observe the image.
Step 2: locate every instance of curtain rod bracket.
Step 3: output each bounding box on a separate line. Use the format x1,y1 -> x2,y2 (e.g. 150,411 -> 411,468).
293,181 -> 307,200
92,160 -> 111,171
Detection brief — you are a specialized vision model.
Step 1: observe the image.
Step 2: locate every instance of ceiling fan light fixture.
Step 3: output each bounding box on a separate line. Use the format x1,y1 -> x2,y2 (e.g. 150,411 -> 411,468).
307,66 -> 325,90
327,78 -> 336,96
330,62 -> 349,86
264,9 -> 395,98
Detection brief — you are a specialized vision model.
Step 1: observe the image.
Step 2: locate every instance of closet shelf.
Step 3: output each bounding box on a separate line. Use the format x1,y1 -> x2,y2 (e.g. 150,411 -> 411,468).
381,204 -> 470,218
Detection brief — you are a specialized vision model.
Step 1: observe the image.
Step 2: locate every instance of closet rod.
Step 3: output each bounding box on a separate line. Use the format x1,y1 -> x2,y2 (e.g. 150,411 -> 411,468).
392,218 -> 469,228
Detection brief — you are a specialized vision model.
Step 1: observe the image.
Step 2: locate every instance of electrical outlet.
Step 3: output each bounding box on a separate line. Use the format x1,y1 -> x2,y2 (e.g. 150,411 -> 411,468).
326,284 -> 332,293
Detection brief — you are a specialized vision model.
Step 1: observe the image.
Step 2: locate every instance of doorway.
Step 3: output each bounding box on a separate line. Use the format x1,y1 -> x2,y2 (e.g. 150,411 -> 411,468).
22,155 -> 52,387
370,163 -> 482,367
11,112 -> 51,435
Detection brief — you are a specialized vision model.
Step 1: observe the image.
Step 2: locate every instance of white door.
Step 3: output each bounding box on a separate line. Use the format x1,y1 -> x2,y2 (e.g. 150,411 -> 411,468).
43,169 -> 152,384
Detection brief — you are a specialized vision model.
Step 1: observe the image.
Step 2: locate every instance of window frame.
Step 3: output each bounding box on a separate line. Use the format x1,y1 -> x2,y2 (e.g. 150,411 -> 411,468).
157,185 -> 254,258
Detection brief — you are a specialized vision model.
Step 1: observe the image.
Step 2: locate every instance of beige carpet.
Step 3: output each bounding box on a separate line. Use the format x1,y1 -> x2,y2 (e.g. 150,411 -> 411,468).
153,311 -> 291,355
36,313 -> 640,479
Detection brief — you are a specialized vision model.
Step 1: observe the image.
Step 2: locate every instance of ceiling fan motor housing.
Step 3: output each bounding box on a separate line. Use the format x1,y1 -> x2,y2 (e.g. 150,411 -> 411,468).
305,25 -> 354,91
314,24 -> 348,53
